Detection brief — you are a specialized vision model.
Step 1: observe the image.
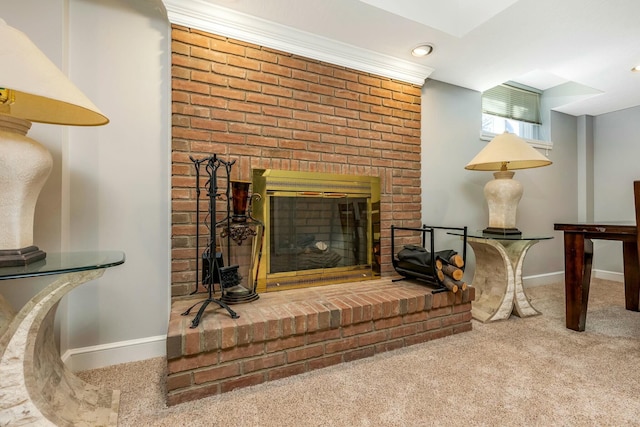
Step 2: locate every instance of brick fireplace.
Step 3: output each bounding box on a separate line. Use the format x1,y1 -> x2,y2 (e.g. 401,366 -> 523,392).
167,25 -> 473,405
170,25 -> 423,298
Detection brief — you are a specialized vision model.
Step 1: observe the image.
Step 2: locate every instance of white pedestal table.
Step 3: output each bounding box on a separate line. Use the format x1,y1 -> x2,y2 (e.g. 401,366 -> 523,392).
450,232 -> 552,322
0,251 -> 125,426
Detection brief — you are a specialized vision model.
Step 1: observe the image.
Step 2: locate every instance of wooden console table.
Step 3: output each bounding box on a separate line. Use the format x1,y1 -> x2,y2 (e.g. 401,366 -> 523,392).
554,222 -> 639,331
450,231 -> 552,322
554,181 -> 640,332
0,251 -> 125,426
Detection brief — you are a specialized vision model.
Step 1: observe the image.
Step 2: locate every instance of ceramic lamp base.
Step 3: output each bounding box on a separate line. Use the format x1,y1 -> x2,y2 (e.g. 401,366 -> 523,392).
482,227 -> 522,237
0,115 -> 52,262
0,246 -> 46,267
484,170 -> 523,231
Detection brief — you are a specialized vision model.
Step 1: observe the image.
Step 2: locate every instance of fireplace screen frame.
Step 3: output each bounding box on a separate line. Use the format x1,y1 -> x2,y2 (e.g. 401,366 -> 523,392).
252,169 -> 381,292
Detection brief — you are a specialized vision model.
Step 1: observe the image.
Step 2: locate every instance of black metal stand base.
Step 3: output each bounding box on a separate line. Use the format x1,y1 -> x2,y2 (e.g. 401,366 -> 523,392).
392,276 -> 449,293
220,292 -> 259,304
182,297 -> 239,328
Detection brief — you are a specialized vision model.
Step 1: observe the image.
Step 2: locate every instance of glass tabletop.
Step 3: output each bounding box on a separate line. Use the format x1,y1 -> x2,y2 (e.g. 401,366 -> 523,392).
0,251 -> 125,280
448,231 -> 553,241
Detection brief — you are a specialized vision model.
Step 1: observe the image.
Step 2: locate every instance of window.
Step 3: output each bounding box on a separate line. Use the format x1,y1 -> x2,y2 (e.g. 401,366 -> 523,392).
481,83 -> 552,150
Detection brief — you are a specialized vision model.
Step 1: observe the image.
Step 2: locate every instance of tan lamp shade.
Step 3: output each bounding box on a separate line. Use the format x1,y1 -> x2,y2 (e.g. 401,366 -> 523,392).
465,131 -> 551,171
0,18 -> 108,126
0,19 -> 109,266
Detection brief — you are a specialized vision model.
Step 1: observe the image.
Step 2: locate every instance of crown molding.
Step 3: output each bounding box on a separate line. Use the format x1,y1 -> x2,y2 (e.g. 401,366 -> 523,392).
163,0 -> 433,86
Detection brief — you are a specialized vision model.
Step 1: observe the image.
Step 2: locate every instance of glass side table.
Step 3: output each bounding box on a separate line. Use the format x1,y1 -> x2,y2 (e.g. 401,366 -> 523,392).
450,232 -> 553,322
0,251 -> 125,426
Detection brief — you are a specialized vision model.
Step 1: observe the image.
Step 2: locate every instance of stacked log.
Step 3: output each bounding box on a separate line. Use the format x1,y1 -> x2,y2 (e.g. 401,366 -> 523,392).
436,253 -> 467,293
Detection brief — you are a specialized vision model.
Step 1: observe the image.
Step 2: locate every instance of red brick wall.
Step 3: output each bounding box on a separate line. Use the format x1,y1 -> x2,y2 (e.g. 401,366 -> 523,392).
171,25 -> 422,298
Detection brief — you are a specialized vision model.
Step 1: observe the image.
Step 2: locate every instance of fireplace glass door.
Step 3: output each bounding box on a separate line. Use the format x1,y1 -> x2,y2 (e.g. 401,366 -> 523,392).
252,169 -> 381,292
269,195 -> 369,274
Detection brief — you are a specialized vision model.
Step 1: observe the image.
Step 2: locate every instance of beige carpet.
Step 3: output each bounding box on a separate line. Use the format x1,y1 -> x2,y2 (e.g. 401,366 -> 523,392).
79,279 -> 640,426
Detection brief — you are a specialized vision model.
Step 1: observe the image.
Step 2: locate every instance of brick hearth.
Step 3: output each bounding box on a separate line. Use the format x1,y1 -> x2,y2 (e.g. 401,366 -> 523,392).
166,278 -> 474,406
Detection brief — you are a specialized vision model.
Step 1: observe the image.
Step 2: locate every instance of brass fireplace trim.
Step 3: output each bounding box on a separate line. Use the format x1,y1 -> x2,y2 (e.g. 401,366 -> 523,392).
252,169 -> 381,292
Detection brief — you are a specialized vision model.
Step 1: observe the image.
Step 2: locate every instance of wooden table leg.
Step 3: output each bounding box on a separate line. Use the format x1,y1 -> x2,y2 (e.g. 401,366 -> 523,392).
622,241 -> 640,311
563,233 -> 593,331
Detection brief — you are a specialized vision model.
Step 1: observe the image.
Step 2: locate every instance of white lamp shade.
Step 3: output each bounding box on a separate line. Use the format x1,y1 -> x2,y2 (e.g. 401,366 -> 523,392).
0,19 -> 109,266
465,131 -> 551,171
0,19 -> 108,126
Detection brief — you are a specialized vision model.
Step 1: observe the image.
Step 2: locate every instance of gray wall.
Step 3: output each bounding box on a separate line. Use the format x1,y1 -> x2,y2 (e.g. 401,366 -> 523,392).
0,0 -> 171,370
593,105 -> 640,273
421,80 -> 579,282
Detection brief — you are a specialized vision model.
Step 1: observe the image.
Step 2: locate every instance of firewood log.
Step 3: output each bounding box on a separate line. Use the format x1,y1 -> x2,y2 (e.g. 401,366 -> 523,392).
441,275 -> 459,293
440,264 -> 464,281
440,276 -> 467,293
436,253 -> 464,269
448,254 -> 464,268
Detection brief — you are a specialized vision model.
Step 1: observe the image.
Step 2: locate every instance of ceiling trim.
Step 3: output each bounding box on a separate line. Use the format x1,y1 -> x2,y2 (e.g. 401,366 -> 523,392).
163,0 -> 433,86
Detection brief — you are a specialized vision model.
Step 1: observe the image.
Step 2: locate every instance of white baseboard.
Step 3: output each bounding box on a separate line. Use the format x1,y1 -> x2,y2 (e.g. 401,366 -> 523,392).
62,334 -> 166,372
61,270 -> 623,372
593,269 -> 624,282
523,271 -> 565,287
56,270 -> 624,372
522,269 -> 624,288
57,269 -> 623,373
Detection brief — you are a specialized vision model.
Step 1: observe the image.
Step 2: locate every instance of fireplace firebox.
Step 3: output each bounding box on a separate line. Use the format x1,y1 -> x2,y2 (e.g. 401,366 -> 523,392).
252,170 -> 381,292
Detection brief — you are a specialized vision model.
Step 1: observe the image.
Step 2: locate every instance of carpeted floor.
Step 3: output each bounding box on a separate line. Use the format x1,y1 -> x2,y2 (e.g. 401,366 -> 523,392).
79,279 -> 640,426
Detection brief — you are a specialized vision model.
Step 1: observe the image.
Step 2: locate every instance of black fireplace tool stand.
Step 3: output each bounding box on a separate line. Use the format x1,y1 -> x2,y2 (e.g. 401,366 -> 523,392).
182,154 -> 239,328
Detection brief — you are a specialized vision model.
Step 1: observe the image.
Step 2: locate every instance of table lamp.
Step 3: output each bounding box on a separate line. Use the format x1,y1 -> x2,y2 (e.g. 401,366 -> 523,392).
465,131 -> 551,236
0,19 -> 109,267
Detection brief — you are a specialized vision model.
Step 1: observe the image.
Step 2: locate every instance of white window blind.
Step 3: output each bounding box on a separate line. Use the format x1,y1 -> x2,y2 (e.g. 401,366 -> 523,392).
482,84 -> 541,125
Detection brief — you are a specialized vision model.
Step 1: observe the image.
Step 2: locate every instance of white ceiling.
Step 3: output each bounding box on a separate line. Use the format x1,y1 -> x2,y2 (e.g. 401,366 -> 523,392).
169,0 -> 640,117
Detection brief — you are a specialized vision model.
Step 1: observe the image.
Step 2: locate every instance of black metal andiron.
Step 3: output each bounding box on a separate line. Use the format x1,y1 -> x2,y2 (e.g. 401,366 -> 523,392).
181,154 -> 240,327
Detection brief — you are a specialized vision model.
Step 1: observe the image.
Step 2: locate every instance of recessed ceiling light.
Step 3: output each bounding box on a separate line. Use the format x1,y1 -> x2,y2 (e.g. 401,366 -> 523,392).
411,44 -> 434,57
632,65 -> 640,72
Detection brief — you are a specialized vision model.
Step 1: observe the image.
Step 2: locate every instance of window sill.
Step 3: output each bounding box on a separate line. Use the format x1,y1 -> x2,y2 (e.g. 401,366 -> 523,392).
479,131 -> 553,151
